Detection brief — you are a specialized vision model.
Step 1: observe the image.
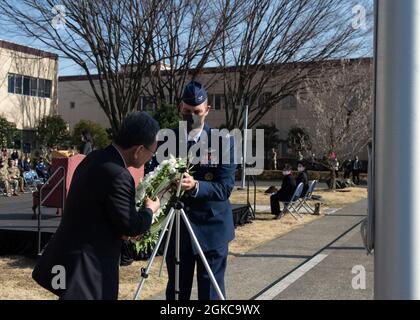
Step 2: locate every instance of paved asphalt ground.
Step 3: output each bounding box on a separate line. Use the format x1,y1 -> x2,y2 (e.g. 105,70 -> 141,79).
151,199 -> 372,300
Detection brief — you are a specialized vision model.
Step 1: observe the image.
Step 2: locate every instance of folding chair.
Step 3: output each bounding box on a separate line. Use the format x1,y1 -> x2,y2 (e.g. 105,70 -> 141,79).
297,180 -> 318,214
23,170 -> 44,193
281,182 -> 304,220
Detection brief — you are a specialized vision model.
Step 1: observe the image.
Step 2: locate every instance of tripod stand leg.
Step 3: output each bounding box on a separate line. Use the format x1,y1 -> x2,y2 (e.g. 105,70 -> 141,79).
133,208 -> 176,300
159,211 -> 175,277
179,209 -> 226,300
175,209 -> 181,300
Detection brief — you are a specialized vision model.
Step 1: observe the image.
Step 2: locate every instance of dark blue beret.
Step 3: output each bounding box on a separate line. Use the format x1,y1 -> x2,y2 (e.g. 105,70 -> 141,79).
182,80 -> 208,107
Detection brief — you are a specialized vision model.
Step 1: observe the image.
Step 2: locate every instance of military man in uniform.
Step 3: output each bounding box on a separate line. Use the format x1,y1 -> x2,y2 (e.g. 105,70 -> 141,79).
8,159 -> 24,193
158,81 -> 236,300
0,158 -> 11,196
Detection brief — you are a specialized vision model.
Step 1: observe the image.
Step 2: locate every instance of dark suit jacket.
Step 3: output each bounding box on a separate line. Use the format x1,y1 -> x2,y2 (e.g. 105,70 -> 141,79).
155,124 -> 236,254
351,160 -> 362,171
32,145 -> 153,300
296,171 -> 309,197
276,174 -> 297,202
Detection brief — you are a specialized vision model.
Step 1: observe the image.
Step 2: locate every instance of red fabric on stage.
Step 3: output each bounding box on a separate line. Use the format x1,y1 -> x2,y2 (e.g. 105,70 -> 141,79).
33,154 -> 144,209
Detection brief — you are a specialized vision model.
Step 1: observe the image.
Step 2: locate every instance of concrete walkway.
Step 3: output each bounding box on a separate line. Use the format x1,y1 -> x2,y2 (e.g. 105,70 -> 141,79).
150,199 -> 373,300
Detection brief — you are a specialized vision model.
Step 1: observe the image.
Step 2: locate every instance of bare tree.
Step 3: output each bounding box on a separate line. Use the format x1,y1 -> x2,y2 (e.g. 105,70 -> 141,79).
299,58 -> 373,189
141,0 -> 246,107
214,0 -> 373,129
0,0 -> 165,134
0,0 -> 250,131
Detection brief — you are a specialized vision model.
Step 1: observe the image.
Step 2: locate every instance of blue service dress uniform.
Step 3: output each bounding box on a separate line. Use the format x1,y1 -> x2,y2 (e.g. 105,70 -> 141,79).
157,124 -> 236,300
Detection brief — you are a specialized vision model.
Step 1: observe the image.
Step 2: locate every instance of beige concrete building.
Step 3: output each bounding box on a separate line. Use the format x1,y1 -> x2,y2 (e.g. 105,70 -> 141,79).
0,40 -> 58,149
58,58 -> 372,160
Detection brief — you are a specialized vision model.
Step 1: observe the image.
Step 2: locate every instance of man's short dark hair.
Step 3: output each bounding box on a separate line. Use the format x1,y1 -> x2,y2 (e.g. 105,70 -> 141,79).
82,130 -> 92,142
114,112 -> 160,149
283,163 -> 293,171
297,161 -> 307,168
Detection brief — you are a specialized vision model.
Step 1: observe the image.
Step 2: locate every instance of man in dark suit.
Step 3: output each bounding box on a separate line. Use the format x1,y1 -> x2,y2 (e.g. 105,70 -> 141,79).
296,161 -> 309,197
156,81 -> 236,300
32,112 -> 161,300
270,164 -> 297,219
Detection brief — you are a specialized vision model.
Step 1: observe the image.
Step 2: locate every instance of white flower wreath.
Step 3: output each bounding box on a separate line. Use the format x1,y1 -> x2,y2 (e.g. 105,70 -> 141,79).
133,156 -> 188,255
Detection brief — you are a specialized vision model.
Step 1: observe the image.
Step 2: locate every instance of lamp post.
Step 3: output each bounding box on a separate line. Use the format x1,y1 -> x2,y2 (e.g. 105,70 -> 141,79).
240,103 -> 249,190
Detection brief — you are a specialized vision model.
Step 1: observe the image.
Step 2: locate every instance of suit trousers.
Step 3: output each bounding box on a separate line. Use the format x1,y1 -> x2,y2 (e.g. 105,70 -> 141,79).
270,192 -> 290,216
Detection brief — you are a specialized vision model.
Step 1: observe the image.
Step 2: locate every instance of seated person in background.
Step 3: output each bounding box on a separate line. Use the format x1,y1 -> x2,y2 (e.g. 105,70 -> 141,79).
22,157 -> 32,172
8,159 -> 24,193
2,159 -> 19,196
0,158 -> 11,196
270,164 -> 296,219
11,149 -> 19,161
17,157 -> 24,174
296,161 -> 309,197
36,157 -> 49,181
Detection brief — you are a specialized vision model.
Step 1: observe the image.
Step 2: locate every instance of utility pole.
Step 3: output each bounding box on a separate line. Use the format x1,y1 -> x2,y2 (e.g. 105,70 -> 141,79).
240,103 -> 249,190
375,0 -> 420,299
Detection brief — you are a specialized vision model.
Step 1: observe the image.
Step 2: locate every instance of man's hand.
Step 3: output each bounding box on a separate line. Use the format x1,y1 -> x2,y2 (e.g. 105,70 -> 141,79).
122,198 -> 160,241
181,172 -> 197,192
145,196 -> 160,215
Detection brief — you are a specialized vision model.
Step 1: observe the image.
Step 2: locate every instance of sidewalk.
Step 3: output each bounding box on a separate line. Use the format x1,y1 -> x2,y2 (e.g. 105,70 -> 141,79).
150,199 -> 372,300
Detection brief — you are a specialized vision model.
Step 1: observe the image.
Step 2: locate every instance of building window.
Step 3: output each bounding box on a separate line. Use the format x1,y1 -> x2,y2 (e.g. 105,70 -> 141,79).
280,141 -> 289,157
141,96 -> 155,111
207,94 -> 214,107
8,74 -> 15,93
7,73 -> 52,98
23,76 -> 31,95
44,80 -> 52,98
70,102 -> 75,109
258,92 -> 271,107
15,75 -> 23,94
30,78 -> 38,96
38,79 -> 45,97
214,94 -> 223,110
281,94 -> 297,110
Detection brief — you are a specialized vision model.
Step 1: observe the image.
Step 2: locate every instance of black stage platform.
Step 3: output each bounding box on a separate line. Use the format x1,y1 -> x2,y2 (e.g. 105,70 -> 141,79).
0,194 -> 251,256
0,194 -> 60,256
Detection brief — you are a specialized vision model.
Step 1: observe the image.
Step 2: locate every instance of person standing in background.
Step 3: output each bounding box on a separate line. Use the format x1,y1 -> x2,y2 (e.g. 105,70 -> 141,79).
352,156 -> 362,185
296,161 -> 309,197
79,131 -> 93,155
